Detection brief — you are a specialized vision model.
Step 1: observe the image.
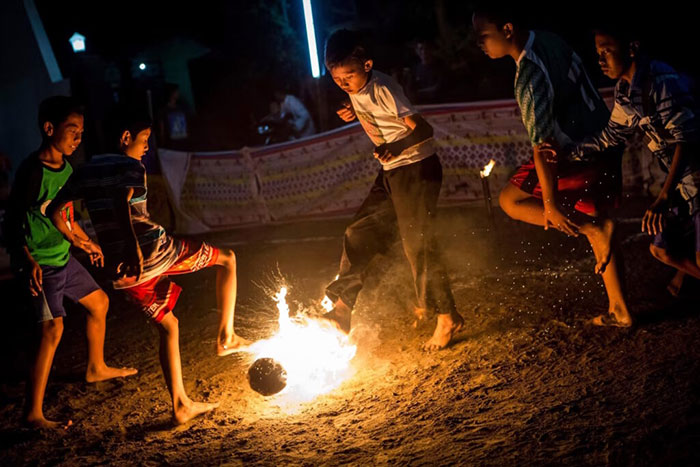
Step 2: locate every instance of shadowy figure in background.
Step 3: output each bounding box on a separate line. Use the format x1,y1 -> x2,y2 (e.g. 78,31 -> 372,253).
410,40 -> 447,104
158,83 -> 190,150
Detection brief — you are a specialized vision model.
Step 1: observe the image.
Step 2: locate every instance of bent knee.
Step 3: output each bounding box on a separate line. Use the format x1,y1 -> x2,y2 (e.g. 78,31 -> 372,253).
498,187 -> 517,215
649,244 -> 671,263
218,248 -> 236,269
42,318 -> 64,342
93,290 -> 109,312
157,313 -> 179,334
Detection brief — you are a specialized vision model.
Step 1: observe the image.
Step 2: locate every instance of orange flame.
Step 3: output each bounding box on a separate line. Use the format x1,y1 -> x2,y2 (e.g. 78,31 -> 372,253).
248,286 -> 356,400
480,159 -> 496,178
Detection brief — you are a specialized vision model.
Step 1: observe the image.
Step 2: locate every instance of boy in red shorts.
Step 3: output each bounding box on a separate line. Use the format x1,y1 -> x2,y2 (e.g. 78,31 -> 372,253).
472,7 -> 632,327
48,112 -> 249,424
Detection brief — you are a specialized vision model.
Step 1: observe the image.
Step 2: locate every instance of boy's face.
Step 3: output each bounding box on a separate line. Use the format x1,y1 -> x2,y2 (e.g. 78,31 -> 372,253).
44,113 -> 84,156
329,59 -> 373,94
594,33 -> 630,80
122,128 -> 151,160
472,14 -> 513,59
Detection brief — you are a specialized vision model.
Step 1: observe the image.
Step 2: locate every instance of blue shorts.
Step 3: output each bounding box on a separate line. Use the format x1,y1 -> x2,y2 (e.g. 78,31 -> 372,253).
31,256 -> 101,323
653,207 -> 700,256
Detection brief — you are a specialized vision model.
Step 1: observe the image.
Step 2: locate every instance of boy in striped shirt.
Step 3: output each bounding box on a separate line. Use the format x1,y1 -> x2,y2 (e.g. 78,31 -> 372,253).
472,7 -> 633,327
567,26 -> 700,296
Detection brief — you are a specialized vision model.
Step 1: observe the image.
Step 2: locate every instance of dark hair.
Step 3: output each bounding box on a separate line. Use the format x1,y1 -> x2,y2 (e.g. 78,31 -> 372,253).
324,29 -> 371,69
472,4 -> 523,29
591,23 -> 640,52
106,106 -> 152,151
37,96 -> 83,137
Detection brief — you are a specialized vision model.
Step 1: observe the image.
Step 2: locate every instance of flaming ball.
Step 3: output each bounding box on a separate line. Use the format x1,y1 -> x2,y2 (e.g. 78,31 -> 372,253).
248,358 -> 287,396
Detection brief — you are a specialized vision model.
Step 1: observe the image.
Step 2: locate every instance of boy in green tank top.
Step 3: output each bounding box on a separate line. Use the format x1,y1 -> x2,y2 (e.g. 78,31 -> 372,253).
3,97 -> 136,429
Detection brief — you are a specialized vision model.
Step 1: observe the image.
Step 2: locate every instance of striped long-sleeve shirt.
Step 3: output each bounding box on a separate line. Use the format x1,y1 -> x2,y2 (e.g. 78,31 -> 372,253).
570,59 -> 700,213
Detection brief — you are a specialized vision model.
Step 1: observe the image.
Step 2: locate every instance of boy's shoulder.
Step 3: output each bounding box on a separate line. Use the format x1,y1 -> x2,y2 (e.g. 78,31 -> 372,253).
359,70 -> 402,97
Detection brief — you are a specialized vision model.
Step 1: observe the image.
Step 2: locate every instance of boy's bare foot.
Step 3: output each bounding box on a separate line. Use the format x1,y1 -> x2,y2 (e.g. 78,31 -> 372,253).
590,313 -> 632,328
591,303 -> 632,328
173,398 -> 219,425
667,271 -> 685,297
85,365 -> 138,383
217,332 -> 252,357
423,312 -> 464,351
321,299 -> 352,334
23,414 -> 73,430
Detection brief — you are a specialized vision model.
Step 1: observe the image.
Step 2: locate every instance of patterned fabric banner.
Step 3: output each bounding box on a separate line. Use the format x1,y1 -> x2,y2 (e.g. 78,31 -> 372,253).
159,94 -> 663,235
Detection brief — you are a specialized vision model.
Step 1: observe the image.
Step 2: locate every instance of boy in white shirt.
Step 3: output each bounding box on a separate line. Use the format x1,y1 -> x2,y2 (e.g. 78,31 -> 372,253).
322,29 -> 463,350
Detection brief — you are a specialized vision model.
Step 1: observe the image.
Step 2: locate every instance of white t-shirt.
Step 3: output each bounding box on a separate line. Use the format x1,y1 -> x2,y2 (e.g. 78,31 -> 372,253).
349,70 -> 434,170
280,94 -> 316,137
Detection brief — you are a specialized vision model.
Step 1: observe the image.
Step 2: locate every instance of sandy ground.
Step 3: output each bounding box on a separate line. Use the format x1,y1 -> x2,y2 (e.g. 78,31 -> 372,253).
1,200 -> 700,466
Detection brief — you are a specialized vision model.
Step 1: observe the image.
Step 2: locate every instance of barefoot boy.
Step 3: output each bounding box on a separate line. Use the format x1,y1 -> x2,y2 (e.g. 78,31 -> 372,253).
472,7 -> 633,327
3,96 -> 136,429
566,26 -> 700,296
322,29 -> 464,350
48,112 -> 248,424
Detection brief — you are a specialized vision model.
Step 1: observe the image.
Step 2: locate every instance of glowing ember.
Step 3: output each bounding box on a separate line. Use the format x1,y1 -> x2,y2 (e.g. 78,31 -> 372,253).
321,295 -> 334,312
320,275 -> 339,312
247,286 -> 357,399
480,159 -> 496,178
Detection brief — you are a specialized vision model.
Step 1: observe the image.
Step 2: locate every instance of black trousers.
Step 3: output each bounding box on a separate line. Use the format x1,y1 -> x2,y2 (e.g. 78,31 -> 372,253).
325,154 -> 456,314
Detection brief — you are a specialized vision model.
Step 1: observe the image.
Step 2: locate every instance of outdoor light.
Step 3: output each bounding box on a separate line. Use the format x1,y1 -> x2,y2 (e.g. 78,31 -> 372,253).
139,62 -> 146,71
69,32 -> 86,53
302,0 -> 320,78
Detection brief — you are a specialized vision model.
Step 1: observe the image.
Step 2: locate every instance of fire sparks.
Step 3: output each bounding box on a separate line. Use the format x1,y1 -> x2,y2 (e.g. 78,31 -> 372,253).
480,159 -> 496,178
247,286 -> 357,400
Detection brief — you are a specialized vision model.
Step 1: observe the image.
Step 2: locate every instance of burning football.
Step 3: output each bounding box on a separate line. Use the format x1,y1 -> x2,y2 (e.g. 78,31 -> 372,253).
248,358 -> 287,396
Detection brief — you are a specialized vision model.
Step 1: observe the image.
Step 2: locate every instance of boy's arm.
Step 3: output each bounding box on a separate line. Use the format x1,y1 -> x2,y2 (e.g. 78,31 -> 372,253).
3,159 -> 41,259
568,102 -> 635,162
71,221 -> 104,268
4,159 -> 44,294
641,69 -> 698,236
655,69 -> 699,145
375,114 -> 433,163
113,187 -> 143,280
46,177 -> 103,265
516,61 -> 579,235
642,142 -> 685,236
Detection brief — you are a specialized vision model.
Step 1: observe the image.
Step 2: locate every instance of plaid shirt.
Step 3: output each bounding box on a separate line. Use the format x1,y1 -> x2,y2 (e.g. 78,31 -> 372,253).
50,154 -> 182,288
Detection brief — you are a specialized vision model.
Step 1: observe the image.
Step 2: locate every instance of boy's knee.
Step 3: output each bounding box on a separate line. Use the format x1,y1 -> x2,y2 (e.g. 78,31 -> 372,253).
498,188 -> 514,214
42,318 -> 64,343
94,291 -> 109,313
649,244 -> 670,263
219,248 -> 236,269
157,313 -> 179,335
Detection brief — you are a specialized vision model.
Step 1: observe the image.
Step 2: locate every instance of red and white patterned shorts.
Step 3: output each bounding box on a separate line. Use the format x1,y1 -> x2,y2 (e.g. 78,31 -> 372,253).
123,241 -> 220,322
